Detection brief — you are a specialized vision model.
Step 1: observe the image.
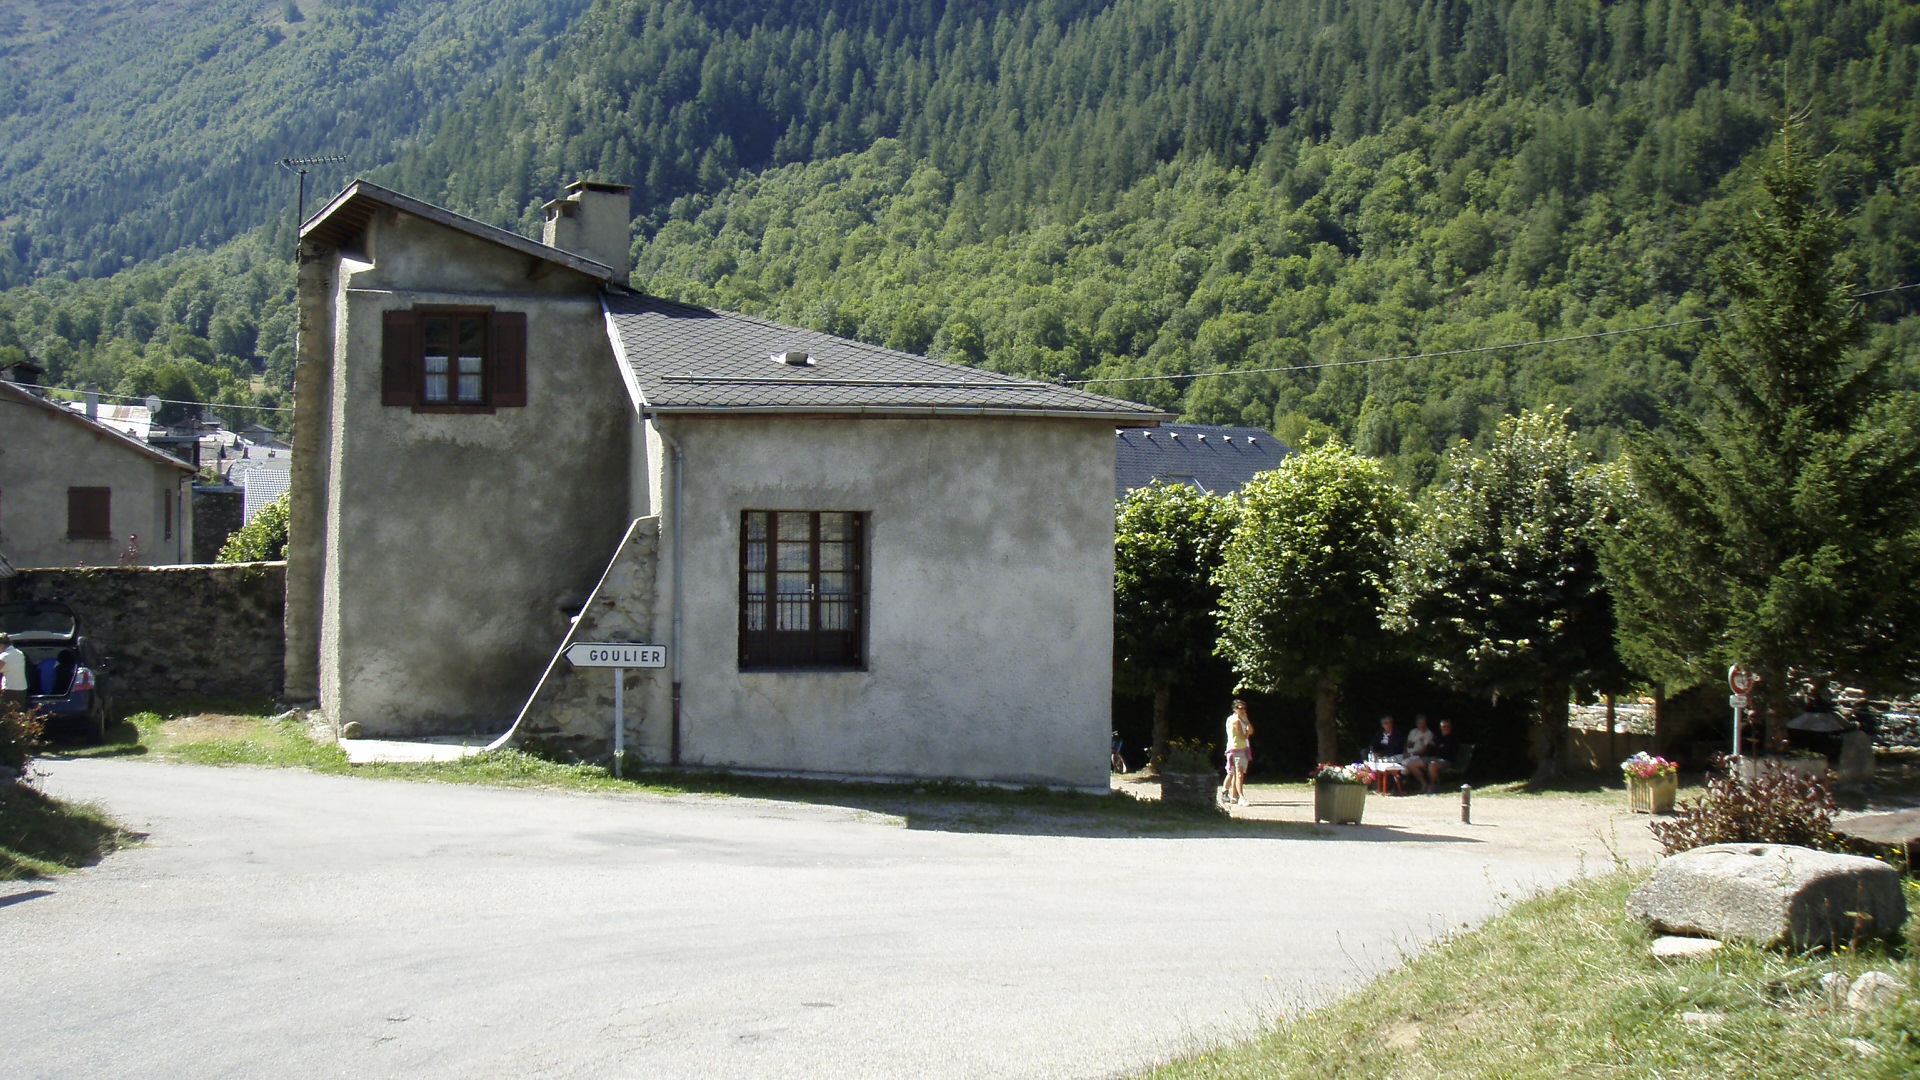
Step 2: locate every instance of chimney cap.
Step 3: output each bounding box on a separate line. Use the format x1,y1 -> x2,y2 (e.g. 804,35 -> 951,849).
566,180 -> 633,196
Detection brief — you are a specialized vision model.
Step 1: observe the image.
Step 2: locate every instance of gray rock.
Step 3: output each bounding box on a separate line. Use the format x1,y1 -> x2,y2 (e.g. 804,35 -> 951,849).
1678,1011 -> 1725,1026
1848,971 -> 1906,1014
339,721 -> 364,739
1820,971 -> 1852,1007
1627,844 -> 1906,949
1842,1037 -> 1881,1058
1837,731 -> 1874,783
1651,936 -> 1724,961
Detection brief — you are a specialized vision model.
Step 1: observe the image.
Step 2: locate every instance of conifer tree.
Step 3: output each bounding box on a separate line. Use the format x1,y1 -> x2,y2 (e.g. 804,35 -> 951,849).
1605,131 -> 1920,733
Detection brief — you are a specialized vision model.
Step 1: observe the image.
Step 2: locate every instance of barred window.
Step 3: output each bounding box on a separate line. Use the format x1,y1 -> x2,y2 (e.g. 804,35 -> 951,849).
739,510 -> 866,670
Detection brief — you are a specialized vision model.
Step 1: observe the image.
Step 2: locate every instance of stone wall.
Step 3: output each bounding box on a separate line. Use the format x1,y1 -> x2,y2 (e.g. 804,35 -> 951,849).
506,518 -> 663,759
1,562 -> 285,703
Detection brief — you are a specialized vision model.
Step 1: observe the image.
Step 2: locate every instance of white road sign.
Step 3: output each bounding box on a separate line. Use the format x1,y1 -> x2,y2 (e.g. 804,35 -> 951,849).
565,642 -> 666,669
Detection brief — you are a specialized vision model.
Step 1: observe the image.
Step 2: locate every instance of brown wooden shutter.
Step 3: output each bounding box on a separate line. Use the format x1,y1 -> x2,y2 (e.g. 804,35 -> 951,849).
491,311 -> 528,407
382,310 -> 421,406
68,487 -> 111,539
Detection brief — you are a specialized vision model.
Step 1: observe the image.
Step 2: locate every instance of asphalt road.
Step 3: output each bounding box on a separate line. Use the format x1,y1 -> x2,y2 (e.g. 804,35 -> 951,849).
6,760 -> 1606,1079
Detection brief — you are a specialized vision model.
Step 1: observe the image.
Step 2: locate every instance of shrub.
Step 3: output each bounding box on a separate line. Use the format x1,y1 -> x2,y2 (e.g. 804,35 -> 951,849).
217,492 -> 289,562
1160,738 -> 1215,774
1650,763 -> 1840,856
1,701 -> 45,770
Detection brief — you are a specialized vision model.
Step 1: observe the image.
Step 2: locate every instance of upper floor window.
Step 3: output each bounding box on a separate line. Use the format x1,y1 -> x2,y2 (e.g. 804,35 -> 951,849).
382,307 -> 527,412
68,487 -> 111,540
739,510 -> 866,670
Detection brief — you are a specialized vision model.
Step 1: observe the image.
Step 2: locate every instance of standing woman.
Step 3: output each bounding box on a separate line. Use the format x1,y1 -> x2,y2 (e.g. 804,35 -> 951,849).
1223,698 -> 1254,806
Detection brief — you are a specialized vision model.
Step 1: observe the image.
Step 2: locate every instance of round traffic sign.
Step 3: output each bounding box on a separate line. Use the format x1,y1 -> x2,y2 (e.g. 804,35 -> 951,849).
1728,664 -> 1758,694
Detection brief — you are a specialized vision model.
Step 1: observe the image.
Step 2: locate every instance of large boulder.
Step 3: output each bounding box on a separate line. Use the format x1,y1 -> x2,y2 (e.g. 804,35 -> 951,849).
1627,844 -> 1906,949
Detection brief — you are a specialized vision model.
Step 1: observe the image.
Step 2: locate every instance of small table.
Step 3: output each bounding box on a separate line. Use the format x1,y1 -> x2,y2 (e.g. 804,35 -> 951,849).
1370,761 -> 1406,795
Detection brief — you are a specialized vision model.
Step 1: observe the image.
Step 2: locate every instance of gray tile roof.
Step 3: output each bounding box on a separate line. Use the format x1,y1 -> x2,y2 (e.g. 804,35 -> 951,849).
1115,424 -> 1291,501
603,290 -> 1166,421
302,180 -> 614,283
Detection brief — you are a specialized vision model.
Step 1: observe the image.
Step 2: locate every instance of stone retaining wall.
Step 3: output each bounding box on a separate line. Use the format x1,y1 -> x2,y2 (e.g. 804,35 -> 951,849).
507,518 -> 664,760
1,562 -> 285,703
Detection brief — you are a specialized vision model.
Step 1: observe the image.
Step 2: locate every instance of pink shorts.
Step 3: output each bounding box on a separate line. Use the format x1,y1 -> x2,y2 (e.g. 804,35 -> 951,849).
1225,748 -> 1250,772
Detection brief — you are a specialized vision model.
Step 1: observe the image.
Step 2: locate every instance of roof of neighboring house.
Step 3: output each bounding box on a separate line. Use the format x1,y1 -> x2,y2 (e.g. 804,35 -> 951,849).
301,180 -> 615,284
0,380 -> 196,471
55,399 -> 155,439
1114,423 -> 1290,500
602,290 -> 1166,423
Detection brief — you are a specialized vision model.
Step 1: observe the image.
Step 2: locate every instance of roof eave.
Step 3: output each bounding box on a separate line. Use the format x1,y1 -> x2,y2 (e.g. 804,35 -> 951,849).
644,404 -> 1169,423
302,180 -> 614,283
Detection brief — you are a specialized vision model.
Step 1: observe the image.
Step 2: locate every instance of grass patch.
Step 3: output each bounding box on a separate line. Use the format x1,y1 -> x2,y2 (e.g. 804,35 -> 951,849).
0,783 -> 134,880
1138,871 -> 1919,1079
77,713 -> 1296,836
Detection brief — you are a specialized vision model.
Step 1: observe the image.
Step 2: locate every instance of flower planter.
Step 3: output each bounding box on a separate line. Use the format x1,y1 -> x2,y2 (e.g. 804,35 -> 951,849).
1314,779 -> 1368,824
1627,773 -> 1677,814
1159,770 -> 1219,809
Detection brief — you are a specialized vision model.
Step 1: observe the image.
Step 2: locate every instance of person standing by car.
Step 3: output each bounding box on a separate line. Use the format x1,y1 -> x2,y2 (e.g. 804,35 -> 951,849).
0,633 -> 25,708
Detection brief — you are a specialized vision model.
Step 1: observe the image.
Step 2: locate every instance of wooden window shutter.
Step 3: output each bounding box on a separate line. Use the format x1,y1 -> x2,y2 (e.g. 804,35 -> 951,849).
68,487 -> 111,539
491,311 -> 528,407
381,310 -> 421,406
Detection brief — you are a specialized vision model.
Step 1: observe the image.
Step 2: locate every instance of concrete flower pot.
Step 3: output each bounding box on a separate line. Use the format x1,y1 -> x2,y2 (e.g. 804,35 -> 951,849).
1159,770 -> 1219,808
1314,779 -> 1367,824
1628,773 -> 1677,814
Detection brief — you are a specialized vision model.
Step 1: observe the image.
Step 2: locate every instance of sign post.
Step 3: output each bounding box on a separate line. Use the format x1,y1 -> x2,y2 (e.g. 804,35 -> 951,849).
1727,665 -> 1759,764
565,643 -> 667,778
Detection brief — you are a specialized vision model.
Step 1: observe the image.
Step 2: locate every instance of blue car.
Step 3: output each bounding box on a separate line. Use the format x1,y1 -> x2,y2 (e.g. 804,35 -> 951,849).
1,600 -> 111,744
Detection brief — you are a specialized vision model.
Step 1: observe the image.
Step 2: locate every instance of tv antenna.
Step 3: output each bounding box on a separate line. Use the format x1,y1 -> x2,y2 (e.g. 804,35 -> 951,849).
277,154 -> 348,242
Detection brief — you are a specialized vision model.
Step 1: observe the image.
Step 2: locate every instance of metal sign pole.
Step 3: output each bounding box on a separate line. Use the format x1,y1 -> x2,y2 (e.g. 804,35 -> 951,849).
613,668 -> 626,779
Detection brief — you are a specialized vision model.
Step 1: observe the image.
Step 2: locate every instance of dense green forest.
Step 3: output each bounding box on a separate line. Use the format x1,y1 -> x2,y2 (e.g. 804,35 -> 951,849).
1,0 -> 1916,467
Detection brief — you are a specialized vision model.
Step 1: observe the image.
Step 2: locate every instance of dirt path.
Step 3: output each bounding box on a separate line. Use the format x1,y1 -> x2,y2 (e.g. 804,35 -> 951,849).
1116,773 -> 1668,868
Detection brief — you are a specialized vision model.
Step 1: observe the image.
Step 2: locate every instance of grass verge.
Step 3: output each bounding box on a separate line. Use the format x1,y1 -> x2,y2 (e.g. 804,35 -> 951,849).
1139,871 -> 1919,1080
66,711 -> 1285,836
0,782 -> 133,880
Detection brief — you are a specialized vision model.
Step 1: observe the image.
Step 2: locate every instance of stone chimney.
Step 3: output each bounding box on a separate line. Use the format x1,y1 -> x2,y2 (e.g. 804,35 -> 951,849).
542,180 -> 633,285
85,386 -> 100,421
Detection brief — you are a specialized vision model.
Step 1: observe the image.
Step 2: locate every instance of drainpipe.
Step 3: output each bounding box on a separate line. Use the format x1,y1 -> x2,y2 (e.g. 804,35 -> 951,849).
650,413 -> 686,766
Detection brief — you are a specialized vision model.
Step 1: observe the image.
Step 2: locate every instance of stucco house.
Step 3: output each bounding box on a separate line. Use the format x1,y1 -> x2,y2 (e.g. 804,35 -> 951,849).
0,378 -> 196,567
285,180 -> 1163,788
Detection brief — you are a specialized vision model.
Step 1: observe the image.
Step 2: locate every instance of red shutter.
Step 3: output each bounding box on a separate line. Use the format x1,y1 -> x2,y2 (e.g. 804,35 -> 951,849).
382,310 -> 421,406
491,311 -> 527,407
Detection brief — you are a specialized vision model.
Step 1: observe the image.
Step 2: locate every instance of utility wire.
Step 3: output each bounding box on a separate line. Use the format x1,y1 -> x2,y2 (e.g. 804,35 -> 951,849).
34,385 -> 294,414
1067,280 -> 1920,387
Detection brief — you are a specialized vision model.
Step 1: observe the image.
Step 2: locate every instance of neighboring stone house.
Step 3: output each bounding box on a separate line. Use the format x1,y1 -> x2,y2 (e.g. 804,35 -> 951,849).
286,180 -> 1164,788
0,378 -> 196,567
1113,423 -> 1290,501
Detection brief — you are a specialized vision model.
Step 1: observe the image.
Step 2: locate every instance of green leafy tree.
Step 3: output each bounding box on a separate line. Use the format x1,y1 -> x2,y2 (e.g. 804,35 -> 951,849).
1113,481 -> 1239,767
1215,442 -> 1405,763
1606,134 -> 1920,734
218,494 -> 290,563
1391,410 -> 1625,781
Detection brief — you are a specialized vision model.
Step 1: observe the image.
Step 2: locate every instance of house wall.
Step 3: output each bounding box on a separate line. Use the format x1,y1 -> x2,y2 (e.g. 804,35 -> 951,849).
0,394 -> 193,567
310,213 -> 631,735
660,413 -> 1117,789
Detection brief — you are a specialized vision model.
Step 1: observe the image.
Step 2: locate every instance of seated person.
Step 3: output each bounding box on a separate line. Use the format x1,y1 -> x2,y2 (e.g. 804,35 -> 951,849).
1409,718 -> 1462,791
1367,714 -> 1407,763
1401,714 -> 1438,792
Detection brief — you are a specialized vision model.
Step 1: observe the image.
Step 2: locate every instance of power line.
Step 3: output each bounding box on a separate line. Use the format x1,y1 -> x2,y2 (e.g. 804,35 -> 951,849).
1066,280 -> 1920,388
35,385 -> 294,414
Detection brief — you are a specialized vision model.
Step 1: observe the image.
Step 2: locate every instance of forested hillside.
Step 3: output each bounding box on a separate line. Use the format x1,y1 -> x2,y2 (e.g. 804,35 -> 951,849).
0,0 -> 1915,469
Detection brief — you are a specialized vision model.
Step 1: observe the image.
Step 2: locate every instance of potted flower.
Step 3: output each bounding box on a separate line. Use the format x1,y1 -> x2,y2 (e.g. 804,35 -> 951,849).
1311,762 -> 1374,824
1621,751 -> 1679,813
1158,738 -> 1220,809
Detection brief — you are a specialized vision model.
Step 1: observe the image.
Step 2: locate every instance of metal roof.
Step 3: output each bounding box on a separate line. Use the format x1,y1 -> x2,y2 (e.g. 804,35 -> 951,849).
1115,423 -> 1291,500
301,180 -> 615,283
603,290 -> 1167,422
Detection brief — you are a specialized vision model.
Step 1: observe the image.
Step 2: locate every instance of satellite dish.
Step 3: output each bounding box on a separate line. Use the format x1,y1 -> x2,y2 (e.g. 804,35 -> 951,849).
144,394 -> 162,415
